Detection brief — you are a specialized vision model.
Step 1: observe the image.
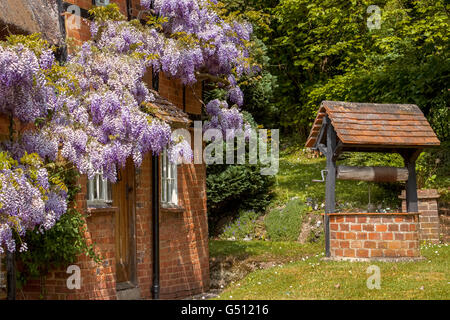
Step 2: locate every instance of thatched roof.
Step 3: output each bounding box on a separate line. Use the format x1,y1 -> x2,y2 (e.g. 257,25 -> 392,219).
0,0 -> 62,44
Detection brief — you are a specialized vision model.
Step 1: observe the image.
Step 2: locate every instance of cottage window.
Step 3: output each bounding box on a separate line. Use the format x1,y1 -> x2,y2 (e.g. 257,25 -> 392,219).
94,0 -> 110,6
87,172 -> 112,207
161,149 -> 178,206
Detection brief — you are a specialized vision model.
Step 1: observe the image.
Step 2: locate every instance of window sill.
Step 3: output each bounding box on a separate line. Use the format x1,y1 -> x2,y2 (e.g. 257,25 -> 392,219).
161,203 -> 185,214
86,206 -> 118,216
87,200 -> 113,209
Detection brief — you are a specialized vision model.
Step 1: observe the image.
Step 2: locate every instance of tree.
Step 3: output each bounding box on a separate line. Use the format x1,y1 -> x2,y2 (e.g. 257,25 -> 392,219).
269,0 -> 449,139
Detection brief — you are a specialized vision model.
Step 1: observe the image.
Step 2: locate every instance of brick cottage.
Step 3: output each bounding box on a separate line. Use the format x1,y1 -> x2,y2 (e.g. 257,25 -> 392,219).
0,0 -> 210,299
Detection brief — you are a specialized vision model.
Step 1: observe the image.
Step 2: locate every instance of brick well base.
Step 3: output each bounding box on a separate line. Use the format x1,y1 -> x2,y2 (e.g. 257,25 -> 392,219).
399,189 -> 441,244
328,213 -> 421,260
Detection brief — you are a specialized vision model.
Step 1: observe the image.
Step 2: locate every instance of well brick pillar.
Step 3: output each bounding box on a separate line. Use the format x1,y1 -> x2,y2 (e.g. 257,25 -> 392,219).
400,189 -> 440,244
439,207 -> 450,243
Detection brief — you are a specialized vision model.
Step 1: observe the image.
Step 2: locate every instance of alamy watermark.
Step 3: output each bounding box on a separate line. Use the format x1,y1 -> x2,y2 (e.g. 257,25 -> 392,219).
175,121 -> 279,176
366,265 -> 381,290
66,265 -> 81,290
367,5 -> 382,30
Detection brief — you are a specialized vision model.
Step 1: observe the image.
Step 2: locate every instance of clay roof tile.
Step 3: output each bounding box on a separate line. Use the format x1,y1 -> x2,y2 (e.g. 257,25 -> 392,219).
305,101 -> 440,149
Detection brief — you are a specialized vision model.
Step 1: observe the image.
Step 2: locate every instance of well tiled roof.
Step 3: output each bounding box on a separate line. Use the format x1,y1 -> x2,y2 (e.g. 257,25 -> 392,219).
305,101 -> 440,148
143,89 -> 191,126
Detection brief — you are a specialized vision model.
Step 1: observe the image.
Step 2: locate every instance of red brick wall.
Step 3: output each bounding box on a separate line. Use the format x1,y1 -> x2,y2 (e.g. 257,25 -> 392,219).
439,208 -> 450,243
1,0 -> 209,300
159,161 -> 209,299
18,147 -> 209,300
158,74 -> 203,115
329,213 -> 420,259
19,206 -> 117,300
400,189 -> 441,244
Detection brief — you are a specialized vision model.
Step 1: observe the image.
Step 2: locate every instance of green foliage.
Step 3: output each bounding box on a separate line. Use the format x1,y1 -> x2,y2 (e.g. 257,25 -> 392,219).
207,161 -> 275,223
15,166 -> 100,287
416,141 -> 450,201
89,3 -> 126,22
264,198 -> 309,241
269,0 -> 449,138
205,1 -> 279,225
219,210 -> 260,240
237,38 -> 279,128
208,1 -> 279,127
3,33 -> 52,56
205,109 -> 275,234
339,152 -> 405,168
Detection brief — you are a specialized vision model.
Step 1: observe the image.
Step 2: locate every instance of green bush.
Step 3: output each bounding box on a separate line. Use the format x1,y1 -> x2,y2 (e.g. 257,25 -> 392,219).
339,152 -> 404,168
207,163 -> 275,233
206,112 -> 275,235
219,211 -> 260,240
416,141 -> 450,203
264,198 -> 310,241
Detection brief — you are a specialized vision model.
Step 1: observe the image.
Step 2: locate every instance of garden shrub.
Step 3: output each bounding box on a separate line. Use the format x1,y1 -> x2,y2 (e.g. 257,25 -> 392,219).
207,163 -> 274,234
206,112 -> 275,235
219,211 -> 260,240
264,198 -> 310,241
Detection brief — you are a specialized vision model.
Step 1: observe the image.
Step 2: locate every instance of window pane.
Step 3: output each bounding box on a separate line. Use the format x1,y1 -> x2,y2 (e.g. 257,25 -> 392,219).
99,176 -> 104,200
160,148 -> 178,205
94,175 -> 98,199
87,171 -> 111,205
88,178 -> 94,201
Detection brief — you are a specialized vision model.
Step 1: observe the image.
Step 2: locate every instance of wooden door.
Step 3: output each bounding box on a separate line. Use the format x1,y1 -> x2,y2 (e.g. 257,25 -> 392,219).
112,158 -> 136,286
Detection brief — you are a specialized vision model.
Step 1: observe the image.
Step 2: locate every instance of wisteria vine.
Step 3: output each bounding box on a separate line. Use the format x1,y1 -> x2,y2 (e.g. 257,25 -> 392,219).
0,0 -> 253,253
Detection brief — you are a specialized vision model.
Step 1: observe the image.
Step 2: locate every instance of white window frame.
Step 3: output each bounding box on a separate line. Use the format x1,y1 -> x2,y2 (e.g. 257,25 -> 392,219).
161,149 -> 178,206
95,0 -> 110,6
87,172 -> 112,208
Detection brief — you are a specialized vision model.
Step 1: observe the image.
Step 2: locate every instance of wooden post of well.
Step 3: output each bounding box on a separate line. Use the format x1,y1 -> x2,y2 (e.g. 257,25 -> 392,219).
404,150 -> 421,213
325,117 -> 337,257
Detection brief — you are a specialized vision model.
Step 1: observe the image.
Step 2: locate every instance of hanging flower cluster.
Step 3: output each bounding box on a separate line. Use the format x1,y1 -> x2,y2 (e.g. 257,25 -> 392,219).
0,1 -> 254,253
204,99 -> 244,137
0,45 -> 56,123
168,138 -> 193,164
141,0 -> 252,106
0,152 -> 67,254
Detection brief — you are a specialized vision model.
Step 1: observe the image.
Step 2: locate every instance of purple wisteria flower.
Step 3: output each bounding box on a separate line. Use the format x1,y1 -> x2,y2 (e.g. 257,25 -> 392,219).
168,138 -> 193,164
1,0 -> 255,253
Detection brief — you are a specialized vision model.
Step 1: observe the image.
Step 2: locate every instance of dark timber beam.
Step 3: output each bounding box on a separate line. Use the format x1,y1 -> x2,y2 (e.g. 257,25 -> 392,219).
317,143 -> 327,156
336,166 -> 409,183
6,252 -> 15,300
316,118 -> 328,148
401,149 -> 422,213
151,155 -> 160,300
332,141 -> 343,162
324,116 -> 337,257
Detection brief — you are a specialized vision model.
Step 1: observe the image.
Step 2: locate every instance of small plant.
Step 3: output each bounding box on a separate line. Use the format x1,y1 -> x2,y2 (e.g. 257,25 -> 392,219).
264,198 -> 310,241
219,211 -> 261,241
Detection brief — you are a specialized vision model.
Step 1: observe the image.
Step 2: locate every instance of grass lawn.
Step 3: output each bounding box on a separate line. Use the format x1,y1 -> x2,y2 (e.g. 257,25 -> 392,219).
210,240 -> 450,300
